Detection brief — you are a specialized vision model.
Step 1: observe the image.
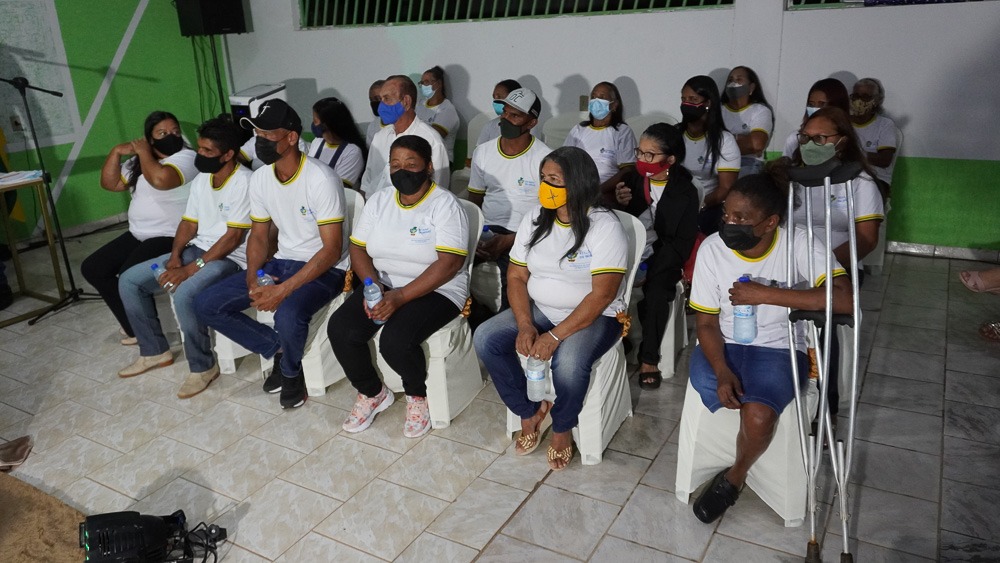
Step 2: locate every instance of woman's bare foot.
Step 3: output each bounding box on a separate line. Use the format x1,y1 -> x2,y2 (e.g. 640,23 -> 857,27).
546,430 -> 574,471
515,401 -> 551,455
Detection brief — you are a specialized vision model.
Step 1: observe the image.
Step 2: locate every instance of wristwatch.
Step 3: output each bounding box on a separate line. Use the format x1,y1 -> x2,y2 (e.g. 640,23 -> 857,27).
195,258 -> 206,269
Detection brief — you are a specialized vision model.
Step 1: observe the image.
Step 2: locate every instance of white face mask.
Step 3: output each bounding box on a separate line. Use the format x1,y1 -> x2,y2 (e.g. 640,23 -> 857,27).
419,84 -> 435,99
805,106 -> 820,117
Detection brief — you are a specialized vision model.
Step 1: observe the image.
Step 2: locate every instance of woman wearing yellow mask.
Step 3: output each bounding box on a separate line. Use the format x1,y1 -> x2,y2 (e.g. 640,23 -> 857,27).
474,146 -> 628,471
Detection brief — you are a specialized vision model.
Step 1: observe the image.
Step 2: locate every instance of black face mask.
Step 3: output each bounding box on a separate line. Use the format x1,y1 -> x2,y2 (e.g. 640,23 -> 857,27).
391,169 -> 429,196
370,100 -> 381,117
152,134 -> 183,156
194,153 -> 226,174
679,102 -> 708,123
255,136 -> 283,165
499,118 -> 523,140
719,222 -> 762,251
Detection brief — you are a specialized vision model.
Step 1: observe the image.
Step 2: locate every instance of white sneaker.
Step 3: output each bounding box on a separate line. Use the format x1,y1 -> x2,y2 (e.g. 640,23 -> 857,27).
342,386 -> 394,433
118,351 -> 173,378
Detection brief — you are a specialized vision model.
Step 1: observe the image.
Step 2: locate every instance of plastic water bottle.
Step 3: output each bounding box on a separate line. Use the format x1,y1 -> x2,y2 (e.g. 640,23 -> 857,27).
635,261 -> 648,286
363,277 -> 385,325
150,263 -> 174,293
256,269 -> 276,286
525,356 -> 548,402
478,225 -> 494,246
733,274 -> 757,344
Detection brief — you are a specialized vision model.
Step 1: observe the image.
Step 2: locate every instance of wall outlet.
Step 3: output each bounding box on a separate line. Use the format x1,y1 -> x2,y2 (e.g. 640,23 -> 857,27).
9,114 -> 24,132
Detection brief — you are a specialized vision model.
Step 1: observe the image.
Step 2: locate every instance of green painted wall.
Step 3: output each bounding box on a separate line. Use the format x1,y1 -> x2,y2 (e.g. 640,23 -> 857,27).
5,0 -> 225,235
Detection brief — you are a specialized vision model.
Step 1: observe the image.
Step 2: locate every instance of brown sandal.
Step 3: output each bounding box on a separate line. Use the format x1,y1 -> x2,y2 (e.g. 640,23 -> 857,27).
978,322 -> 1000,343
514,401 -> 552,456
546,443 -> 574,471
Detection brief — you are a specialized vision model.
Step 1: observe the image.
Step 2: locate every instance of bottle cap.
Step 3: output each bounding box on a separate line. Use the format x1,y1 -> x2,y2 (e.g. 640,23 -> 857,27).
739,275 -> 750,283
639,262 -> 648,271
257,269 -> 265,277
364,277 -> 373,285
150,264 -> 158,271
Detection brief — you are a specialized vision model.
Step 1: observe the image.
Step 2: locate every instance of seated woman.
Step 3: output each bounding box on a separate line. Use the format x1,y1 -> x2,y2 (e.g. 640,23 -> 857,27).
612,123 -> 699,389
116,118 -> 252,397
688,172 -> 853,523
308,97 -> 368,191
849,77 -> 898,198
720,66 -> 774,177
474,146 -> 628,471
781,78 -> 850,158
415,65 -> 461,165
677,76 -> 740,235
476,78 -> 522,148
328,135 -> 469,438
564,81 -> 637,191
82,110 -> 197,346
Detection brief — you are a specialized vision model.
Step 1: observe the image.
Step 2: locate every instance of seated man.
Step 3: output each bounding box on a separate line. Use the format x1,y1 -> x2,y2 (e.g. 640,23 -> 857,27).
468,87 -> 551,311
117,118 -> 252,398
196,99 -> 348,409
687,172 -> 852,523
365,79 -> 387,147
360,75 -> 449,197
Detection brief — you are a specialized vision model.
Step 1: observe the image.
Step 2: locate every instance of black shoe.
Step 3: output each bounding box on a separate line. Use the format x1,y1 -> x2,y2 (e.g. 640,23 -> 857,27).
692,468 -> 741,523
279,374 -> 306,409
0,286 -> 11,312
262,352 -> 284,393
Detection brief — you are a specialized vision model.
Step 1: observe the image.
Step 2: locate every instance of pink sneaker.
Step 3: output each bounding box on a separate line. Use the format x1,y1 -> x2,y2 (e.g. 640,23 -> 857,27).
403,395 -> 430,438
342,386 -> 394,433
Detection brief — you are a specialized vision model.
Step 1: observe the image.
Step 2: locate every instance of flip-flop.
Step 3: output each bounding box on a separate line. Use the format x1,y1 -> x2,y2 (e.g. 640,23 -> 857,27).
547,443 -> 574,471
514,401 -> 552,456
960,271 -> 1000,294
0,436 -> 33,471
639,370 -> 662,390
978,322 -> 1000,343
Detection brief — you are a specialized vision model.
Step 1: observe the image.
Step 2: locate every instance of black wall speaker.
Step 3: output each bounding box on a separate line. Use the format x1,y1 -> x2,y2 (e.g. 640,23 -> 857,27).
176,0 -> 248,37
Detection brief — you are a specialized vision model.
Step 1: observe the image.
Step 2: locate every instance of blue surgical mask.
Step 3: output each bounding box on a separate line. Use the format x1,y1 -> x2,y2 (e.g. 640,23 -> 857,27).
589,98 -> 612,120
378,101 -> 406,125
805,106 -> 820,117
419,84 -> 435,99
310,123 -> 324,138
492,101 -> 505,116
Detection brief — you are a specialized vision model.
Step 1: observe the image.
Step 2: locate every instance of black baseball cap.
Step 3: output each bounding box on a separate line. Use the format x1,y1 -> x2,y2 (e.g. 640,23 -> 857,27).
239,99 -> 302,133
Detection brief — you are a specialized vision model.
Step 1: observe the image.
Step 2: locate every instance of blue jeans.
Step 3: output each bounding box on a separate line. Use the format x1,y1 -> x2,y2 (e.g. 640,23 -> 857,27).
119,247 -> 240,373
690,343 -> 808,414
195,259 -> 344,378
474,304 -> 622,433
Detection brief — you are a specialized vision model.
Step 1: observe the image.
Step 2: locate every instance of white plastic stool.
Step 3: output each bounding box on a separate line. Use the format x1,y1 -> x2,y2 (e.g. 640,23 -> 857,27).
674,378 -> 810,527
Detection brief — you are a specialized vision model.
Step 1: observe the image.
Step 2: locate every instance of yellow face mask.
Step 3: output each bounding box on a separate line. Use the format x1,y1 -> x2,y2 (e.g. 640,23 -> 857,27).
538,181 -> 567,209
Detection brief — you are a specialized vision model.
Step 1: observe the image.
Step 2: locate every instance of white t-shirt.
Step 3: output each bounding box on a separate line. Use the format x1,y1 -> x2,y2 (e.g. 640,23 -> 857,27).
126,149 -> 198,241
689,226 -> 846,351
681,130 -> 740,200
239,136 -> 308,171
563,123 -> 637,184
721,103 -> 773,160
361,116 -> 450,197
366,118 -> 389,146
637,178 -> 669,261
181,164 -> 253,268
468,136 -> 553,231
853,115 -> 898,185
781,131 -> 799,159
306,139 -> 364,189
415,98 -> 460,164
791,172 -> 884,265
249,154 -> 349,270
509,207 -> 628,325
350,184 -> 470,309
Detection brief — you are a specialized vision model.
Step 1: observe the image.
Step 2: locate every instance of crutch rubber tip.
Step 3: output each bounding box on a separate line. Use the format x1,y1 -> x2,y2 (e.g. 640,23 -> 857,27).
839,554 -> 853,563
805,541 -> 822,563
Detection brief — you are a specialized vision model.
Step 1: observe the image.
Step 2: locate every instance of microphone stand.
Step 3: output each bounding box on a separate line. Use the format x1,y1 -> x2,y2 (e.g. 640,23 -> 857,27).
0,76 -> 100,325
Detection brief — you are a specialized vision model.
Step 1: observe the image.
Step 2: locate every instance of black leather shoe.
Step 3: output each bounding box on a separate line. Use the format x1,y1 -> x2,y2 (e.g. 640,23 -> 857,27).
693,468 -> 741,523
262,352 -> 284,393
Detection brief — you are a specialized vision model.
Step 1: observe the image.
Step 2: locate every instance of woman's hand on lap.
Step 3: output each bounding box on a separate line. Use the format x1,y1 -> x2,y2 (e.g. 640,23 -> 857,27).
369,289 -> 404,322
515,324 -> 538,357
528,331 -> 560,362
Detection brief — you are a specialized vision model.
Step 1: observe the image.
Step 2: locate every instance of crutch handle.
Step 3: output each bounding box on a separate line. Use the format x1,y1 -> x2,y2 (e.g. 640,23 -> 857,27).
788,159 -> 863,187
788,309 -> 854,328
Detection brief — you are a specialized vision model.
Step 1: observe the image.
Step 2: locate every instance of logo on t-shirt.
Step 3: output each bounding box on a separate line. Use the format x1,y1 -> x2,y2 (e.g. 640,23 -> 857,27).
300,206 -> 308,215
517,177 -> 524,186
409,227 -> 418,236
865,140 -> 873,147
566,252 -> 577,262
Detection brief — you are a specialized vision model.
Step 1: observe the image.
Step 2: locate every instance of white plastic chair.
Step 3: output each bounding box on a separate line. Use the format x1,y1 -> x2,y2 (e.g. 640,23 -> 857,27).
504,210 -> 646,465
466,112 -> 493,157
471,261 -> 503,314
674,369 -> 818,527
864,124 -> 900,277
449,168 -> 470,199
626,111 -> 679,139
258,189 -> 365,396
625,280 -> 688,378
542,111 -> 586,148
372,199 -> 485,428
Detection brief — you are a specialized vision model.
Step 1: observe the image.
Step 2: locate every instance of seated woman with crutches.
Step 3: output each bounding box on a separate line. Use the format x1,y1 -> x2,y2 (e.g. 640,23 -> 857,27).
686,171 -> 853,523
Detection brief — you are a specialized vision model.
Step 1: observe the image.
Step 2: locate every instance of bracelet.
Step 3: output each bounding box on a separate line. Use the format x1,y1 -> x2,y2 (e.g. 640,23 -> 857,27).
548,330 -> 562,343
195,258 -> 206,269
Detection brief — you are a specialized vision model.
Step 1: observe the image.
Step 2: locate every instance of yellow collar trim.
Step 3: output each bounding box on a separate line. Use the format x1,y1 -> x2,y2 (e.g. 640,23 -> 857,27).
276,154 -> 305,185
684,131 -> 705,142
498,136 -> 535,159
732,227 -> 779,262
396,183 -> 436,209
211,163 -> 241,191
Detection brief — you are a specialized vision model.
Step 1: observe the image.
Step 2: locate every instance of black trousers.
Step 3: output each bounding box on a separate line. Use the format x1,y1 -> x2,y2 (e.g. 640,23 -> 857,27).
637,274 -> 677,367
80,231 -> 174,336
328,289 -> 460,398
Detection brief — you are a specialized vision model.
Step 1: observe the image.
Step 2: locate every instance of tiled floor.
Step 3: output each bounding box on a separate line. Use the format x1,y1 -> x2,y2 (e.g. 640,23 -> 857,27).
2,226 -> 1000,561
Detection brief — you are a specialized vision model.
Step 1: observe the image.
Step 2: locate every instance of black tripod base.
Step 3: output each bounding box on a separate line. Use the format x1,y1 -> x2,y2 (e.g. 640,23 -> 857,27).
28,287 -> 102,325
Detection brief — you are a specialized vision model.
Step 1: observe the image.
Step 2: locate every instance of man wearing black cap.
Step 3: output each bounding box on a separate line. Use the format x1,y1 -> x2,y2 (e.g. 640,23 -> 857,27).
195,99 -> 349,409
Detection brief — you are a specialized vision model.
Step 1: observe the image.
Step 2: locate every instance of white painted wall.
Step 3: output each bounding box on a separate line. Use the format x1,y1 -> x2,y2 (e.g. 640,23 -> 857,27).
225,0 -> 1000,161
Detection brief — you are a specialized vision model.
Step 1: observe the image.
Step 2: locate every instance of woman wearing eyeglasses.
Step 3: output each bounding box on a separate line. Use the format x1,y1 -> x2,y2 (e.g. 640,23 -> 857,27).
415,65 -> 460,165
613,123 -> 699,389
777,106 -> 883,425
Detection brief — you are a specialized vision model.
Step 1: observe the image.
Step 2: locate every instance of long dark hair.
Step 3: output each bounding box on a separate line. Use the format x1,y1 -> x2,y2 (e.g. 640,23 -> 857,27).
583,81 -> 625,129
641,122 -> 693,185
125,110 -> 180,189
528,146 -> 604,260
721,65 -> 775,134
800,78 -> 850,126
678,76 -> 726,173
313,97 -> 368,161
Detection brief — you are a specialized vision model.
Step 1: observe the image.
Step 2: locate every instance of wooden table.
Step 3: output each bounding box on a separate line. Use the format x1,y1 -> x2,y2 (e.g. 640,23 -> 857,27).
0,177 -> 67,328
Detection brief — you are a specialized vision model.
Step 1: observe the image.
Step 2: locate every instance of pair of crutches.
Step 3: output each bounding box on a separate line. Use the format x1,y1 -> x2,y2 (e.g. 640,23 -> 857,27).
784,160 -> 864,563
